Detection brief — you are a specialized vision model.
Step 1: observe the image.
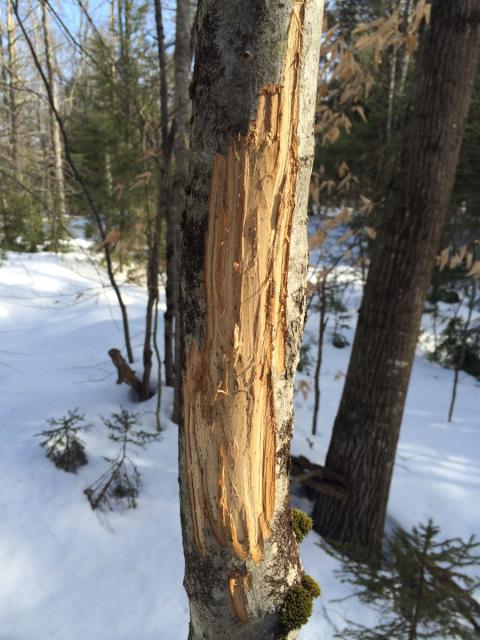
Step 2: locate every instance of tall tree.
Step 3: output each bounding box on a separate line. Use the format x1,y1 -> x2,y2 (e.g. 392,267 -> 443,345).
178,1 -> 324,638
171,0 -> 194,421
153,0 -> 175,389
6,0 -> 20,177
314,0 -> 480,560
41,0 -> 66,251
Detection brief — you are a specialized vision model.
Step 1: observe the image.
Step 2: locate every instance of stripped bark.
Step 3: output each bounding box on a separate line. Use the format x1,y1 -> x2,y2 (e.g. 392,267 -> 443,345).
179,1 -> 324,637
314,0 -> 480,560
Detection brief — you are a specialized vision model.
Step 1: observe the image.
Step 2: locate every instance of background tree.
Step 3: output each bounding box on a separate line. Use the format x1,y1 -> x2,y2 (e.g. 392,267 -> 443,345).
313,0 -> 480,560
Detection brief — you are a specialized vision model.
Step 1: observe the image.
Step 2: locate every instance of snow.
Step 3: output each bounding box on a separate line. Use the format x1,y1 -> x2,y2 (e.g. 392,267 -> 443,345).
1,243 -> 479,639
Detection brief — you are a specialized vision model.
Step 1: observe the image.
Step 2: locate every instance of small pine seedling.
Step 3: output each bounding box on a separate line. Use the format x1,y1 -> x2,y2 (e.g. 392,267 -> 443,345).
36,408 -> 91,473
334,520 -> 480,640
84,408 -> 160,512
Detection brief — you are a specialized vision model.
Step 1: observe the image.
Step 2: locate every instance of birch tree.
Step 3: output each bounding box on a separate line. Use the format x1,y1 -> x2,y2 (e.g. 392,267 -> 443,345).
178,1 -> 324,637
6,0 -> 20,177
41,0 -> 66,251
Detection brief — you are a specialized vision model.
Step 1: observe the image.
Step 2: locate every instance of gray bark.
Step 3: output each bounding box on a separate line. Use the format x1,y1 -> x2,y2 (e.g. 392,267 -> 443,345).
179,1 -> 324,638
6,0 -> 20,178
41,0 -> 66,251
172,0 -> 194,422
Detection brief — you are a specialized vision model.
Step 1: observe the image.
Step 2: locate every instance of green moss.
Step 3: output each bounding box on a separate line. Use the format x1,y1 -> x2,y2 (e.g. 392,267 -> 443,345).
292,508 -> 313,543
280,585 -> 313,632
302,574 -> 321,599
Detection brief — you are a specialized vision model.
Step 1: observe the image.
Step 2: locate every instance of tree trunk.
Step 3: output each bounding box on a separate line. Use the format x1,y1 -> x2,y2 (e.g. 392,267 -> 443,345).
6,0 -> 20,179
312,279 -> 328,436
152,0 -> 175,389
171,0 -> 193,422
178,1 -> 324,638
314,0 -> 480,561
448,276 -> 477,423
0,3 -> 10,224
31,3 -> 50,211
41,0 -> 66,252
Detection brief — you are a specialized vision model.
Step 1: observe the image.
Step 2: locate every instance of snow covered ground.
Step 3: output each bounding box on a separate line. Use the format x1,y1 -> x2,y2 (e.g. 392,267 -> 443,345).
1,243 -> 479,639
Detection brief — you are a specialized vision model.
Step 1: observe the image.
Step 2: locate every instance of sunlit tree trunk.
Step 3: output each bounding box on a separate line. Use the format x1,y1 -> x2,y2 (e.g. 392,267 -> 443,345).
179,1 -> 324,637
314,0 -> 480,561
6,0 -> 20,179
41,0 -> 66,251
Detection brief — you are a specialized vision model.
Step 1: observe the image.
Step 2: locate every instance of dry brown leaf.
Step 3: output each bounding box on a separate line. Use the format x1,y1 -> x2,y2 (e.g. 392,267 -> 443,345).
359,194 -> 374,214
438,247 -> 450,271
353,104 -> 367,123
96,229 -> 121,251
297,380 -> 311,401
467,261 -> 480,278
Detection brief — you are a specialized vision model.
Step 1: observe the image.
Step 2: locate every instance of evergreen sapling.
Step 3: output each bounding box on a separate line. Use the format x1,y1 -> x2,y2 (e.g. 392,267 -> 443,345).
331,521 -> 480,640
84,408 -> 160,512
36,408 -> 91,472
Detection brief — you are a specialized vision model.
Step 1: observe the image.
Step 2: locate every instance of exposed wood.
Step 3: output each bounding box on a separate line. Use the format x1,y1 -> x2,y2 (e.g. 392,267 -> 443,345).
228,571 -> 251,624
183,4 -> 305,563
179,0 -> 324,636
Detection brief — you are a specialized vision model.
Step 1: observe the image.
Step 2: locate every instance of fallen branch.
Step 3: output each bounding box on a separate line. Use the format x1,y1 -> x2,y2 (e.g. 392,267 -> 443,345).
108,349 -> 143,396
291,454 -> 348,500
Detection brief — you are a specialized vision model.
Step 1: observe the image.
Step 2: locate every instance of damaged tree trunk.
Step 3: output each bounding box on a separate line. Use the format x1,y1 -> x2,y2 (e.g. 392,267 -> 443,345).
178,1 -> 323,638
171,0 -> 194,423
313,0 -> 480,561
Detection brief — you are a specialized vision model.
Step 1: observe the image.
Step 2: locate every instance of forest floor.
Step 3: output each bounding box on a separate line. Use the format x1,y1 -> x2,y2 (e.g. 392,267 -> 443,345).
1,237 -> 479,639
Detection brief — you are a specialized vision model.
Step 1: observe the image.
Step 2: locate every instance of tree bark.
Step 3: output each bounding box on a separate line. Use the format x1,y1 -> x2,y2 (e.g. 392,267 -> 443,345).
0,3 -> 11,224
448,276 -> 477,423
314,0 -> 480,560
41,0 -> 66,252
178,1 -> 324,638
6,0 -> 20,178
152,0 -> 176,389
312,279 -> 328,436
171,0 -> 193,422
